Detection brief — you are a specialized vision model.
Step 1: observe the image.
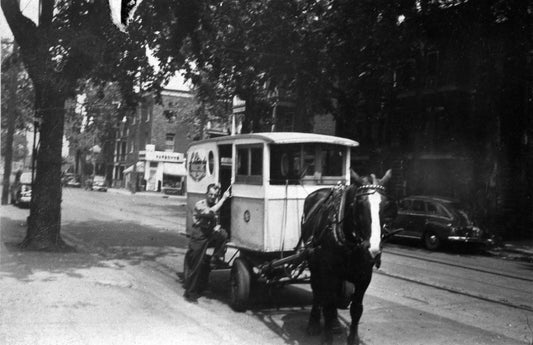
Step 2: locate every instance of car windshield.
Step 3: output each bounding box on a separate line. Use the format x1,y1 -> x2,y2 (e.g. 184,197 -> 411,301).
447,202 -> 473,226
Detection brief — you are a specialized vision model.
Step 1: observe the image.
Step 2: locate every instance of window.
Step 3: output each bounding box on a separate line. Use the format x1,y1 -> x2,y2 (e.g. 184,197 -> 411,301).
165,133 -> 175,151
236,145 -> 263,185
321,145 -> 344,176
427,202 -> 438,214
208,151 -> 215,176
412,200 -> 425,213
270,143 -> 345,185
163,110 -> 176,123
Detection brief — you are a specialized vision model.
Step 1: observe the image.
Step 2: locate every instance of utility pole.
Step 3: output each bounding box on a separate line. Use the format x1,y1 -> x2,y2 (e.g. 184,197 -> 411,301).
1,42 -> 20,205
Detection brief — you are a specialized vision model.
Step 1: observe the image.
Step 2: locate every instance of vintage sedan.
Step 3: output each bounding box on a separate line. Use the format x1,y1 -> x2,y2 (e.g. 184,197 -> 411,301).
11,172 -> 32,207
91,175 -> 107,192
388,195 -> 494,250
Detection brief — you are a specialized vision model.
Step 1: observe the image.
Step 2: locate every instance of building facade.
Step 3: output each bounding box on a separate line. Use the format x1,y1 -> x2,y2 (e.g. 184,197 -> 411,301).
112,88 -> 197,193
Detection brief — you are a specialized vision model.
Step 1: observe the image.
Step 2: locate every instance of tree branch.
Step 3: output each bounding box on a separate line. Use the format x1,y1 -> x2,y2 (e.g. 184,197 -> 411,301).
0,0 -> 38,50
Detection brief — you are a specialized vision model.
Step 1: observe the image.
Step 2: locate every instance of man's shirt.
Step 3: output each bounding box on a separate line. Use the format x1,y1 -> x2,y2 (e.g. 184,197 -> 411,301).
193,199 -> 219,232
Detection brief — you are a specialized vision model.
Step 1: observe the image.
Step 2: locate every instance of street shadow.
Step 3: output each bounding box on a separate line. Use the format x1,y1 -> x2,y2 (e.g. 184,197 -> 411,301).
1,214 -> 188,282
203,270 -> 353,345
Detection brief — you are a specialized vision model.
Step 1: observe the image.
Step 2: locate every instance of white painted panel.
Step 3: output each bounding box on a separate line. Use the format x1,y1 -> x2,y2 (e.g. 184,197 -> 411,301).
265,198 -> 307,251
230,197 -> 265,251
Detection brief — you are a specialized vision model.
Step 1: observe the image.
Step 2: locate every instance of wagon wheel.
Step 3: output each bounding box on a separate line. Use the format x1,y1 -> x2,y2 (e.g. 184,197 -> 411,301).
230,257 -> 252,312
423,231 -> 441,251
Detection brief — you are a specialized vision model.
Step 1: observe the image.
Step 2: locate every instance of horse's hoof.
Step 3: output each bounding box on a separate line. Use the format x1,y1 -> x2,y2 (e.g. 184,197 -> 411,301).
347,333 -> 360,345
306,322 -> 322,336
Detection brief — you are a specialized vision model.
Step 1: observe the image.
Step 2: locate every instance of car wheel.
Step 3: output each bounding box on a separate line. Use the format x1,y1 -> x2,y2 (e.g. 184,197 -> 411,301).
423,231 -> 441,250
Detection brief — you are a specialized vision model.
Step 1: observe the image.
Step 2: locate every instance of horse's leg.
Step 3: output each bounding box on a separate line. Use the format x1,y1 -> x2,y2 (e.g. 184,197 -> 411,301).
307,260 -> 322,336
347,270 -> 372,345
322,273 -> 341,345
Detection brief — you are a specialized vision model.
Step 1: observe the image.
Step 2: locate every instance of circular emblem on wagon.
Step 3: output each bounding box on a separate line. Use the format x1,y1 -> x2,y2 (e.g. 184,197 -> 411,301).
243,210 -> 251,223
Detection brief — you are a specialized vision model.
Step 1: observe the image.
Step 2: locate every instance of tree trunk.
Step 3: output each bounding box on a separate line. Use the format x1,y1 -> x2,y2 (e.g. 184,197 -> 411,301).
21,87 -> 67,250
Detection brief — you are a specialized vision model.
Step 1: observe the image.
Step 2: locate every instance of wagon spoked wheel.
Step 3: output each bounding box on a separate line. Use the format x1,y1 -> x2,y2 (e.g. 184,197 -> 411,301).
423,231 -> 441,250
230,257 -> 252,312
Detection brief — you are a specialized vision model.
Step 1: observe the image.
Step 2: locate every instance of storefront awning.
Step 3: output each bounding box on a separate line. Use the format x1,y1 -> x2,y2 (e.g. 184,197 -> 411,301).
124,161 -> 145,174
163,162 -> 187,176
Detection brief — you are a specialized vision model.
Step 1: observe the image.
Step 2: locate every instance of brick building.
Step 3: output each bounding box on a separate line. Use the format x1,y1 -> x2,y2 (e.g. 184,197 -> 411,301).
113,88 -> 197,193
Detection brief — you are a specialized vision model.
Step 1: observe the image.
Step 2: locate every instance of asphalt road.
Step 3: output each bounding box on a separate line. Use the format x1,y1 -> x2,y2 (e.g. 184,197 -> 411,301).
49,189 -> 533,344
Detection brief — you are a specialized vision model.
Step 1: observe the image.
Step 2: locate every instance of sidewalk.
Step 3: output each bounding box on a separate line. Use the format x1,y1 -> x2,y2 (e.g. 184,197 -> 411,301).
0,206 -> 215,345
487,239 -> 533,262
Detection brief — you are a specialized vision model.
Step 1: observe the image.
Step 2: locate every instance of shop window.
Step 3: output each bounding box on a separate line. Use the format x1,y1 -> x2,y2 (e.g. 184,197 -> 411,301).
236,145 -> 262,185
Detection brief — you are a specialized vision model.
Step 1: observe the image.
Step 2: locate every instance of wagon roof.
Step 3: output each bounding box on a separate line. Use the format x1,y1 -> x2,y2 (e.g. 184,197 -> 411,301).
188,132 -> 359,149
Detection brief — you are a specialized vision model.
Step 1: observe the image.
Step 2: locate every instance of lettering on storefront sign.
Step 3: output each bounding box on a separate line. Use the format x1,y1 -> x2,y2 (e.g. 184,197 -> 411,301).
188,150 -> 207,182
140,150 -> 184,162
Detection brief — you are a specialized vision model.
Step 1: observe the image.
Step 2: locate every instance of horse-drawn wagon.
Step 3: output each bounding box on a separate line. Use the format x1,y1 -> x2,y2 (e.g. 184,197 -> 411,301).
186,132 -> 358,308
186,132 -> 396,345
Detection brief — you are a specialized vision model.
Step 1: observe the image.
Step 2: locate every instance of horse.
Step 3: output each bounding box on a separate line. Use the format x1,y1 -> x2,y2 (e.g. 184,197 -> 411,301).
301,169 -> 395,345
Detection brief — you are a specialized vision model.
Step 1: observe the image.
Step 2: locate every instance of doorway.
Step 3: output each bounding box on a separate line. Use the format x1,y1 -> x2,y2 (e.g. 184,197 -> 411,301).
218,144 -> 233,237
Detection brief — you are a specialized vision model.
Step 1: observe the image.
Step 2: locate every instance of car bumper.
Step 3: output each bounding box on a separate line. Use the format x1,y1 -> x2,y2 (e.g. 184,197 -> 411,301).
19,196 -> 31,204
447,236 -> 495,246
93,186 -> 107,191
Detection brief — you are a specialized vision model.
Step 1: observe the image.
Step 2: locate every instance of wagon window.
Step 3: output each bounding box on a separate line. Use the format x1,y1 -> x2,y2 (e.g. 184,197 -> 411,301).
270,144 -> 303,185
237,148 -> 248,175
236,145 -> 263,185
321,145 -> 344,176
250,147 -> 263,175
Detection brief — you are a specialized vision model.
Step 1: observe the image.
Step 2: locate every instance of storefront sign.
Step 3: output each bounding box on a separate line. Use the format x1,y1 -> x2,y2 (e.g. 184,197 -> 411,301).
139,150 -> 184,162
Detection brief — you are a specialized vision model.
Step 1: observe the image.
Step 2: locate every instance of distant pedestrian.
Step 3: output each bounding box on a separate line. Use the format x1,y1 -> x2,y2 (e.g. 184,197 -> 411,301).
183,183 -> 231,302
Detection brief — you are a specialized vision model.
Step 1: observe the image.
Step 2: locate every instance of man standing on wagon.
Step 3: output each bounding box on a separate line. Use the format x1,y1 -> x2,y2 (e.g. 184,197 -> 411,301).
183,183 -> 231,302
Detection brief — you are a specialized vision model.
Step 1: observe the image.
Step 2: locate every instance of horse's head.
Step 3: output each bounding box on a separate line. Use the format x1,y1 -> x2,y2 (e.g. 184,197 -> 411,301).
349,169 -> 394,259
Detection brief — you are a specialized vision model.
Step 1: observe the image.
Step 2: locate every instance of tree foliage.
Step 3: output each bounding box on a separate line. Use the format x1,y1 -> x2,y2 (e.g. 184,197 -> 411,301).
1,40 -> 34,132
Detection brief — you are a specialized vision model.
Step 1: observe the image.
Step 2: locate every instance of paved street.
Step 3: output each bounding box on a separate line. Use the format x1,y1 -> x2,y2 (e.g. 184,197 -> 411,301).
1,188 -> 532,345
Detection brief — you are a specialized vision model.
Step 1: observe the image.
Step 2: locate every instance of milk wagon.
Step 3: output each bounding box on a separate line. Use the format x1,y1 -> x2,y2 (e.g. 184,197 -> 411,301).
186,132 -> 358,310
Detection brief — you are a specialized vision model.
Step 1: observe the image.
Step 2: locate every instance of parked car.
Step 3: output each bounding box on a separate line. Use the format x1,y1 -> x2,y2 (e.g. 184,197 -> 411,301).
90,175 -> 107,192
10,172 -> 32,207
64,174 -> 81,188
387,195 -> 494,250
